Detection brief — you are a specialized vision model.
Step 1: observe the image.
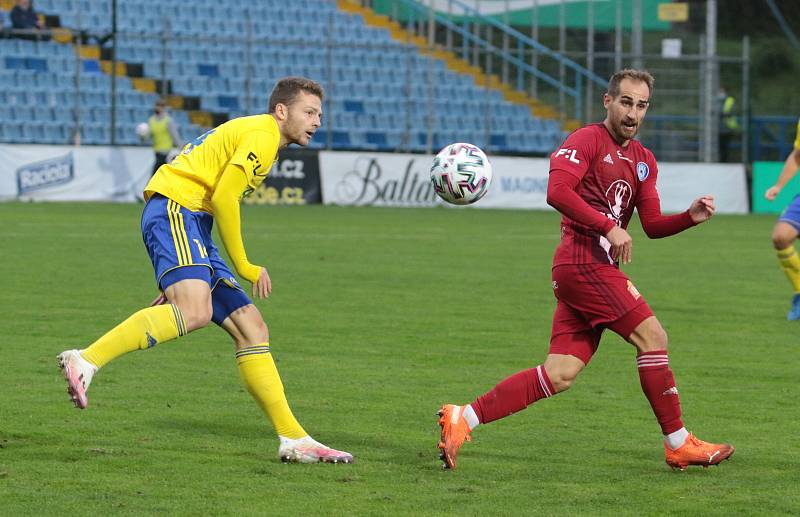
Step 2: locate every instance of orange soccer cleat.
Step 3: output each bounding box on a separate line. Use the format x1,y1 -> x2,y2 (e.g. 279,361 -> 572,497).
437,404 -> 472,470
664,432 -> 735,471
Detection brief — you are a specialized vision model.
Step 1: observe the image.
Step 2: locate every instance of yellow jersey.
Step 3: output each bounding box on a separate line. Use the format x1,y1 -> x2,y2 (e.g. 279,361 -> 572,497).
794,118 -> 800,149
145,114 -> 279,213
148,114 -> 176,152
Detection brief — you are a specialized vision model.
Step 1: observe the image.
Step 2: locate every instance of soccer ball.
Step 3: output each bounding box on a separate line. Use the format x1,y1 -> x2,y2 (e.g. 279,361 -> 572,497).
135,122 -> 150,138
430,143 -> 493,205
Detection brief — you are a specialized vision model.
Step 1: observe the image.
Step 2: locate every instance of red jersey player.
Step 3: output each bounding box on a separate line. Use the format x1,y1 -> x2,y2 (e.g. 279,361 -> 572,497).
437,69 -> 734,471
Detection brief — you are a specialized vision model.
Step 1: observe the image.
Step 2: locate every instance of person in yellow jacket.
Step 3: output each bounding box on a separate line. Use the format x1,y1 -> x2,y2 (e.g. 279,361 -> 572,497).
144,98 -> 183,176
57,77 -> 354,464
718,87 -> 740,162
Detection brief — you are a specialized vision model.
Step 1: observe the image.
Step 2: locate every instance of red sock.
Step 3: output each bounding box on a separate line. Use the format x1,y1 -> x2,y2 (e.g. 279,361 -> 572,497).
471,365 -> 555,424
637,350 -> 683,434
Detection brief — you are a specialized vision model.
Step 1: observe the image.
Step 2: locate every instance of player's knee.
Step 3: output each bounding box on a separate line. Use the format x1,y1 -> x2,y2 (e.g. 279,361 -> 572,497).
772,231 -> 793,250
550,369 -> 579,392
227,305 -> 269,348
543,360 -> 583,393
772,224 -> 798,250
178,302 -> 213,332
245,317 -> 269,344
638,325 -> 669,352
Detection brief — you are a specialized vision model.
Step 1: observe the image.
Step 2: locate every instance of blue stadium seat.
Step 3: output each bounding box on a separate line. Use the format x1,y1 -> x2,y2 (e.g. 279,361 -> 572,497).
82,60 -> 102,74
25,58 -> 48,72
5,57 -> 26,70
343,100 -> 365,113
197,64 -> 220,77
365,131 -> 388,149
490,133 -> 509,151
44,123 -> 67,143
331,130 -> 351,147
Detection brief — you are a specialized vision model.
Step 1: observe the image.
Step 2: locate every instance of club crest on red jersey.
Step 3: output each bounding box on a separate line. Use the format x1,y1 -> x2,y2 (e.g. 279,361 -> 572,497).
637,162 -> 649,181
605,179 -> 632,222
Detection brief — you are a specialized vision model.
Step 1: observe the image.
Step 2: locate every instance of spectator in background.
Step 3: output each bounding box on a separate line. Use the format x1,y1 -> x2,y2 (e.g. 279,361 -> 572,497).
765,118 -> 800,320
141,99 -> 183,177
717,86 -> 739,162
10,0 -> 47,41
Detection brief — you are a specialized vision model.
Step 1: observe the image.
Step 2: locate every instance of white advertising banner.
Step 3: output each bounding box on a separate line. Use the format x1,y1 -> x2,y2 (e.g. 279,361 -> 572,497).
318,151 -> 440,207
319,151 -> 749,214
0,144 -> 153,202
655,162 -> 749,214
0,145 -> 748,214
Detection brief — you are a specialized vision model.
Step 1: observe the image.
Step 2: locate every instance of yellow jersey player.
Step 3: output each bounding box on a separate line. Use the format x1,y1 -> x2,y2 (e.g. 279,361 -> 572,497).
58,77 -> 353,464
765,118 -> 800,320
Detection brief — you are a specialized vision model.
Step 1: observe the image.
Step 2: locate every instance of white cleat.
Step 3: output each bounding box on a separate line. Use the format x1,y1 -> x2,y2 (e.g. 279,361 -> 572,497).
57,349 -> 97,409
278,436 -> 354,464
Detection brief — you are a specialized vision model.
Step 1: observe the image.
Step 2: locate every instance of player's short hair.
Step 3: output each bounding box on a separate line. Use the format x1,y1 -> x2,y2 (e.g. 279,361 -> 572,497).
268,77 -> 324,113
607,69 -> 655,98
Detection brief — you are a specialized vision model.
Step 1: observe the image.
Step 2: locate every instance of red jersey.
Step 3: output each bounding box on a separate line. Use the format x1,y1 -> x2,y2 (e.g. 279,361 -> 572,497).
548,123 -> 660,266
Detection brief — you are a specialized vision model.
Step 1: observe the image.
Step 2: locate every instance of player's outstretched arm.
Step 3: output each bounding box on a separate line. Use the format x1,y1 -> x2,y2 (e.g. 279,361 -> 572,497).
211,164 -> 272,298
765,148 -> 800,201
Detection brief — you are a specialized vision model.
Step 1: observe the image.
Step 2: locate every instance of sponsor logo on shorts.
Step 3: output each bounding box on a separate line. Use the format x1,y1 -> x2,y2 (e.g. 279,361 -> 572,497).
626,280 -> 641,300
552,281 -> 558,290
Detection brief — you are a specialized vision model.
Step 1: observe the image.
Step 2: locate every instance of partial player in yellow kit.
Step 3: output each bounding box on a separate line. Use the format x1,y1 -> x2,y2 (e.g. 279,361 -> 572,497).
58,77 -> 354,464
765,118 -> 800,320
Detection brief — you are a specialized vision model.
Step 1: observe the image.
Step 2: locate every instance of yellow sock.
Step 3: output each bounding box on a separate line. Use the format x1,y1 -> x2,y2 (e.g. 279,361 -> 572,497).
81,304 -> 187,368
777,246 -> 800,293
236,344 -> 306,439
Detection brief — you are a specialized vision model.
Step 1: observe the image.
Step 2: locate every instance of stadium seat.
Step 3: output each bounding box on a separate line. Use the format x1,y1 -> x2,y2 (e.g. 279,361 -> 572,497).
82,60 -> 102,74
365,131 -> 388,149
197,64 -> 220,77
5,57 -> 26,70
343,100 -> 365,113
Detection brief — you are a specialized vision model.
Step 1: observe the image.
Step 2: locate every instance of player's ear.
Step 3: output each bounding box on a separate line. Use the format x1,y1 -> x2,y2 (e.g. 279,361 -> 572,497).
274,103 -> 287,121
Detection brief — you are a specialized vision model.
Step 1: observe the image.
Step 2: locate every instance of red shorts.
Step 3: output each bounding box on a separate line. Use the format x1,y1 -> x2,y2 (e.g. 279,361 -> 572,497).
549,264 -> 653,364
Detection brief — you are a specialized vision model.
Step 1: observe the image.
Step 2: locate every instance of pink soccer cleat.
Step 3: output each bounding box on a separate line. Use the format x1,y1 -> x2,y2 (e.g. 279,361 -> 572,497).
278,436 -> 354,464
57,349 -> 97,409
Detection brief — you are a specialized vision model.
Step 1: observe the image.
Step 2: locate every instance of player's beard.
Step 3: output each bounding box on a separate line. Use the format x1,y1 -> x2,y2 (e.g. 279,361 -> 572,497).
611,116 -> 639,143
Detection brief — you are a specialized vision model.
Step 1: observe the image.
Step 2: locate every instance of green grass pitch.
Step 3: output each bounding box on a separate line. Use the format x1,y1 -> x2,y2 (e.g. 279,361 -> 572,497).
0,202 -> 797,516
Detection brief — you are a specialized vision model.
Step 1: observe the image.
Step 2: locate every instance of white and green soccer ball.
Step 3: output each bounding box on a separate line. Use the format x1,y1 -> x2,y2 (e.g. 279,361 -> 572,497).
430,142 -> 493,205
